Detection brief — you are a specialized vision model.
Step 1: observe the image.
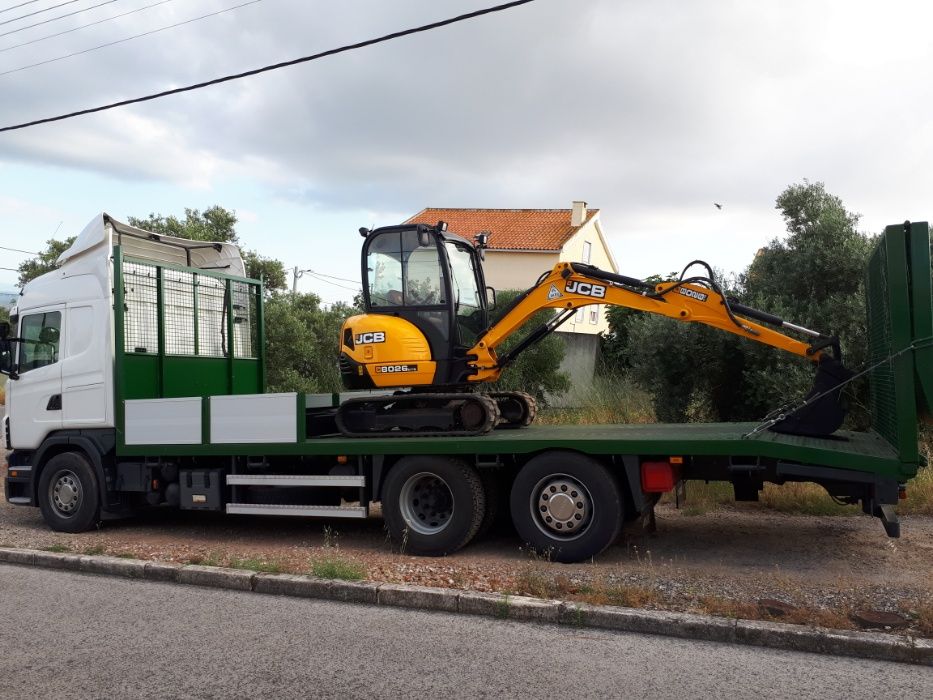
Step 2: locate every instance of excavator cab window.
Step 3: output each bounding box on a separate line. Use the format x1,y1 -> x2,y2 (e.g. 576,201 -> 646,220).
446,241 -> 485,345
366,229 -> 445,308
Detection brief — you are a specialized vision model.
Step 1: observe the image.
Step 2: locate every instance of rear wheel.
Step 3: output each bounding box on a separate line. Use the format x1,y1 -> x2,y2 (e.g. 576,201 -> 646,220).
510,451 -> 623,563
382,456 -> 485,556
38,451 -> 101,533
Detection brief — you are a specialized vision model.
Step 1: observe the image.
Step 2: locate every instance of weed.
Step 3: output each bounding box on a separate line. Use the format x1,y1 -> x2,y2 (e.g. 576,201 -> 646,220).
759,483 -> 853,516
605,584 -> 662,609
116,553 -> 136,559
43,544 -> 71,553
187,552 -> 222,567
311,556 -> 366,581
83,545 -> 106,556
535,376 -> 654,426
495,595 -> 511,619
322,525 -> 338,550
229,557 -> 284,574
901,465 -> 933,516
399,526 -> 409,555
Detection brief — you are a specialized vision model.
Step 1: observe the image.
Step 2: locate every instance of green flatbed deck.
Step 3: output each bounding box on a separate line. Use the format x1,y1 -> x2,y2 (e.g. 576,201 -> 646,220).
127,422 -> 910,479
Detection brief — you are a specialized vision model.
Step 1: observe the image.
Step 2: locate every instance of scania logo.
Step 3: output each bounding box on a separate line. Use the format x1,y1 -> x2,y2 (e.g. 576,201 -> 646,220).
564,281 -> 607,298
677,287 -> 708,302
354,331 -> 386,344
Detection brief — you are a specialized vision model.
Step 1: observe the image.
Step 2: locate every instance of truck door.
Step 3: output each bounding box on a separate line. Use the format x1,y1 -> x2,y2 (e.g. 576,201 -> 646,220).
9,306 -> 64,449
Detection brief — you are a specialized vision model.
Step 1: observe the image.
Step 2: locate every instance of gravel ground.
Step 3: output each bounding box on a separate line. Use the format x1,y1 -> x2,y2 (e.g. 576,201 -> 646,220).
2,457 -> 931,636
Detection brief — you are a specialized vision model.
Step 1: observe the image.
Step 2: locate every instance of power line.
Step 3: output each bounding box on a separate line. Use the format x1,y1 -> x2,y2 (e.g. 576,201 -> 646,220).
0,0 -> 538,133
0,243 -> 39,255
0,0 -> 259,76
0,266 -> 21,272
0,0 -> 120,40
0,2 -> 42,17
301,269 -> 360,285
0,0 -> 84,28
1,0 -> 176,54
304,271 -> 361,293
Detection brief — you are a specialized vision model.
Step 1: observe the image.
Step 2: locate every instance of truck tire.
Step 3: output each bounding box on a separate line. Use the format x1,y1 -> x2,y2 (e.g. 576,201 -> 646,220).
37,451 -> 101,533
382,456 -> 485,556
510,451 -> 623,563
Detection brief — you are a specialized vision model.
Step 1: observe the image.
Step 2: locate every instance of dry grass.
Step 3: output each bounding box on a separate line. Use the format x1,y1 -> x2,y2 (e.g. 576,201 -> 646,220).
659,481 -> 733,515
537,376 -> 654,425
902,465 -> 933,515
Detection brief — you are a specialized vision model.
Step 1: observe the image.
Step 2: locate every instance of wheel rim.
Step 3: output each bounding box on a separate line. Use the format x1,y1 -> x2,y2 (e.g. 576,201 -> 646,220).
49,470 -> 82,517
398,472 -> 454,535
530,473 -> 593,541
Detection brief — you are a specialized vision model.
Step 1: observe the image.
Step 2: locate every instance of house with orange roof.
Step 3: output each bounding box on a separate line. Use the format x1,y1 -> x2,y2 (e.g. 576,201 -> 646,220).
405,201 -> 618,336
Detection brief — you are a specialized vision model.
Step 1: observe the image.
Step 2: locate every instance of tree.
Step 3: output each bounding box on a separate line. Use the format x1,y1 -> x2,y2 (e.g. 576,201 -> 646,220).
128,206 -> 287,295
600,181 -> 875,425
487,289 -> 570,404
264,293 -> 361,393
17,237 -> 76,287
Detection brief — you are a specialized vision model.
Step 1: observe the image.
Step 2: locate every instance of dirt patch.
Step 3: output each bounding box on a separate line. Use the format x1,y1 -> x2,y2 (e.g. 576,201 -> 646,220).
2,475 -> 931,636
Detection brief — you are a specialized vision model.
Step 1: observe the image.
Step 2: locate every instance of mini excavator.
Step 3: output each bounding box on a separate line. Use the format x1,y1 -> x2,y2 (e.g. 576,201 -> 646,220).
337,222 -> 853,438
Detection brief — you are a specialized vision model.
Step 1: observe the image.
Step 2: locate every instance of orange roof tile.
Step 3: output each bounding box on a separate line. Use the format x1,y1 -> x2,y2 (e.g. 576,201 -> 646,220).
405,208 -> 599,251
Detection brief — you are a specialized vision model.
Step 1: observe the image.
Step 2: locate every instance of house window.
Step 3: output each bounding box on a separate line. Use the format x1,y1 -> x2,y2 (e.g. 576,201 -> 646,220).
575,307 -> 585,324
590,305 -> 599,324
582,241 -> 592,264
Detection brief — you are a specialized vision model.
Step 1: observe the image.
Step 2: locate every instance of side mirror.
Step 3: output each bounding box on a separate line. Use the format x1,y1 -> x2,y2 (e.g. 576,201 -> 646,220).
0,338 -> 15,379
39,326 -> 60,345
486,286 -> 497,309
0,321 -> 9,339
417,230 -> 432,248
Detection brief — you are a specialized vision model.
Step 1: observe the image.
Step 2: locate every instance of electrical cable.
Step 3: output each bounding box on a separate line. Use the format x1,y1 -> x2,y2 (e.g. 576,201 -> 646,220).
0,0 -> 175,53
0,0 -> 261,76
0,0 -> 123,40
0,2 -> 41,17
0,266 -> 21,272
303,271 -> 361,293
0,0 -> 538,133
0,243 -> 39,254
301,269 -> 360,284
0,0 -> 84,28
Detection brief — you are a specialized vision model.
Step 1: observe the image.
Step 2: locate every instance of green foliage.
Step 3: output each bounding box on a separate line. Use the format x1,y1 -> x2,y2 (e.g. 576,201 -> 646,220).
601,181 -> 875,424
128,206 -> 287,295
264,293 -> 361,393
17,237 -> 76,287
487,289 -> 570,404
127,206 -> 238,243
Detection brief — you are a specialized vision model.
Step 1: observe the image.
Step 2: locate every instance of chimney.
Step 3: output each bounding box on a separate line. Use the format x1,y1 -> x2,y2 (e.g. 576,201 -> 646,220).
571,200 -> 587,227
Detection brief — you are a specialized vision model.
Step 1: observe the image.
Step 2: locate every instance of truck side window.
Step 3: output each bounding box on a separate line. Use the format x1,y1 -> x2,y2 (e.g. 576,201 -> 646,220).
18,312 -> 61,373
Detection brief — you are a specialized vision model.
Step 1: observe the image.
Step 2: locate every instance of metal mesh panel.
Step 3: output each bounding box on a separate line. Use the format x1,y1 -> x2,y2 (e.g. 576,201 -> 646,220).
197,276 -> 227,357
866,243 -> 898,447
232,280 -> 256,358
163,269 -> 195,355
123,261 -> 158,353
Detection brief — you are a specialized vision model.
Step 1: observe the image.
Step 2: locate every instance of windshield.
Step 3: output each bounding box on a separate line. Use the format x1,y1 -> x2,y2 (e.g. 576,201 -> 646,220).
367,230 -> 445,307
446,241 -> 483,344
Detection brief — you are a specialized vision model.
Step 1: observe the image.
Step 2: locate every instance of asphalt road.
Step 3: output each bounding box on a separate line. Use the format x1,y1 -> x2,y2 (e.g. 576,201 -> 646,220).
0,565 -> 929,699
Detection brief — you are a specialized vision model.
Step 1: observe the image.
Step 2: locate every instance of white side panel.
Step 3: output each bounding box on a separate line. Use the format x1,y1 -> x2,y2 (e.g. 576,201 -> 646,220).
125,398 -> 202,445
210,393 -> 297,444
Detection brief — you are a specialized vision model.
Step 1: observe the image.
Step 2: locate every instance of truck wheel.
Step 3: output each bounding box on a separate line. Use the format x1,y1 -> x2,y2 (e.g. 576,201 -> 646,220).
382,456 -> 485,556
510,451 -> 623,563
38,452 -> 101,533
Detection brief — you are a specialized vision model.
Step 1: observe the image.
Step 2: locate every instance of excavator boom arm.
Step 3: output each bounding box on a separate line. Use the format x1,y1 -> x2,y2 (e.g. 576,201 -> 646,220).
467,262 -> 825,383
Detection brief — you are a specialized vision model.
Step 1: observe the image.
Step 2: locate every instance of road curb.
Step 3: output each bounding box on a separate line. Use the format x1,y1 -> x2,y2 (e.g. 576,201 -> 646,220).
1,547 -> 930,666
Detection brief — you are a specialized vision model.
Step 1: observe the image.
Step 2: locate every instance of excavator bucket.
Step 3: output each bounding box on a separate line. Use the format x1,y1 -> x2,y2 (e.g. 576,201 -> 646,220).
769,355 -> 855,437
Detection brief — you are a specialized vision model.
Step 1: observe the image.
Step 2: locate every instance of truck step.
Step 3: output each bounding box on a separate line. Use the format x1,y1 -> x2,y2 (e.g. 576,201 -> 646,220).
226,474 -> 365,487
225,503 -> 367,518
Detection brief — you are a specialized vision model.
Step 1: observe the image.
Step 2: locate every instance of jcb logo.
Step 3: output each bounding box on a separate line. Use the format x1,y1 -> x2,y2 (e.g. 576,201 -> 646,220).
565,281 -> 607,299
355,331 -> 386,344
677,287 -> 708,302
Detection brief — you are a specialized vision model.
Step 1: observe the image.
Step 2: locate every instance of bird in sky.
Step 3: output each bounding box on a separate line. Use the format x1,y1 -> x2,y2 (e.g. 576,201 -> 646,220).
713,202 -> 723,210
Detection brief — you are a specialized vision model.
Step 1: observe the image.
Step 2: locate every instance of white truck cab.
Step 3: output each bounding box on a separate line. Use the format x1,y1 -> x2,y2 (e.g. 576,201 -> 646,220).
3,214 -> 244,452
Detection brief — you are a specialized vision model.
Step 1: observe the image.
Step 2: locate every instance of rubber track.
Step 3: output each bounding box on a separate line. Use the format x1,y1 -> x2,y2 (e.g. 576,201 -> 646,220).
336,393 -> 500,438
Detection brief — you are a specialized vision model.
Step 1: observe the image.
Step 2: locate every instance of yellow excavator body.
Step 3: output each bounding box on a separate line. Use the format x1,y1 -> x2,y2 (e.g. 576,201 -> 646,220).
340,314 -> 436,388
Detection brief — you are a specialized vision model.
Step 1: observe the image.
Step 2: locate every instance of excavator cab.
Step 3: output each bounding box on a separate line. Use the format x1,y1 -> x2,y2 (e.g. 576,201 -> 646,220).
340,222 -> 491,390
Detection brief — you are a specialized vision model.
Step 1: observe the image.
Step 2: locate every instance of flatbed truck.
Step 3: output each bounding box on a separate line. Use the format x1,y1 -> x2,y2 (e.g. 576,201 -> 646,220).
2,215 -> 930,562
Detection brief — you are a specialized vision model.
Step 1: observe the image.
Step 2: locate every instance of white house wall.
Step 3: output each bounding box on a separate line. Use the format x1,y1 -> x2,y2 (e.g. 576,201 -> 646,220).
558,216 -> 617,335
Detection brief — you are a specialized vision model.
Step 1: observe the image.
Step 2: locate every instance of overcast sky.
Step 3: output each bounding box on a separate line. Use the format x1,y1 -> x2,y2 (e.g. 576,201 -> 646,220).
1,0 -> 932,301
